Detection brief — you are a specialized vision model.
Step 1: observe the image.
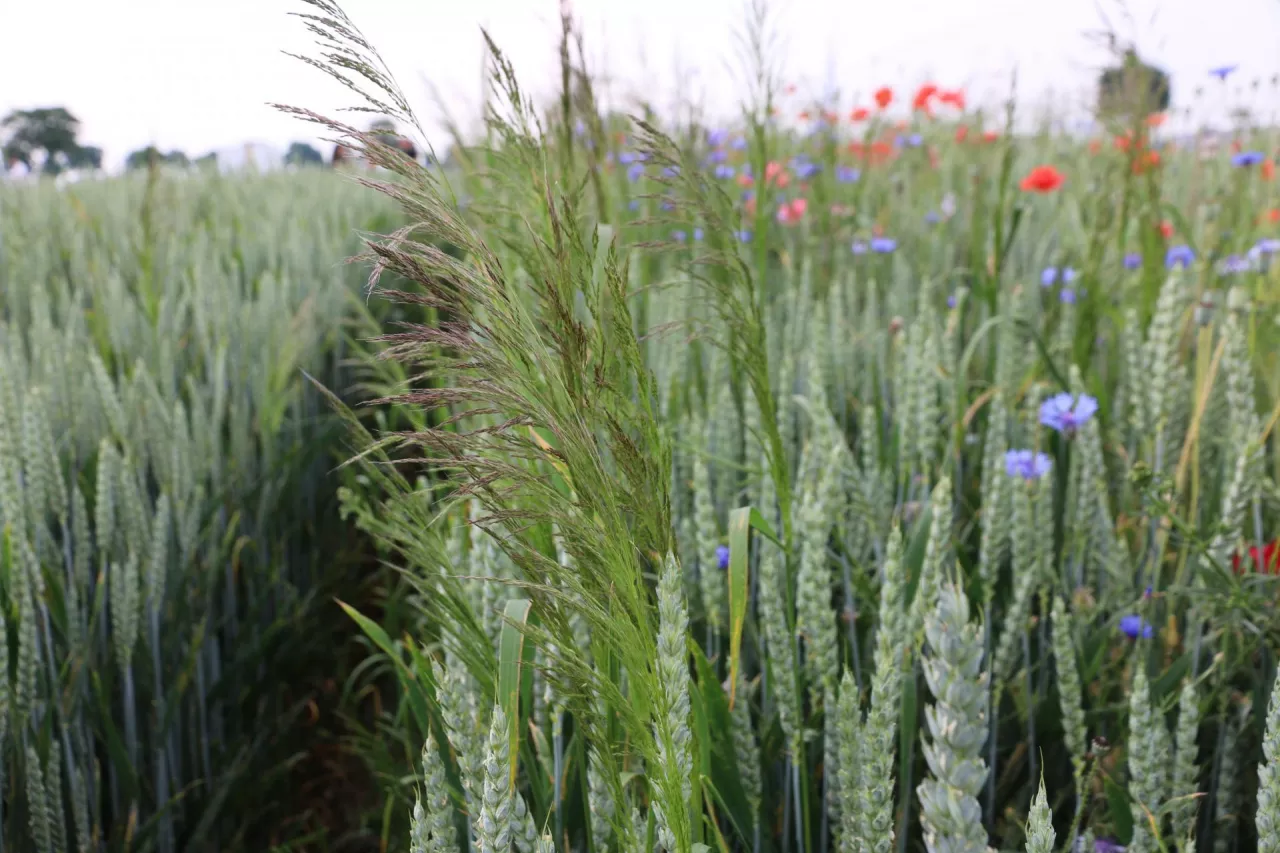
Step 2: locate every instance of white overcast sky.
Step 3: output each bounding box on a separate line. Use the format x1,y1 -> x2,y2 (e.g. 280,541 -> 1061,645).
3,0 -> 1279,170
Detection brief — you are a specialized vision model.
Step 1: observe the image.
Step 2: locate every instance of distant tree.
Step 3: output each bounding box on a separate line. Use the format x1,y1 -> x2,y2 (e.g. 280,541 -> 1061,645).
285,142 -> 323,166
1097,47 -> 1171,120
1,107 -> 102,174
195,152 -> 218,170
67,145 -> 102,170
125,146 -> 190,170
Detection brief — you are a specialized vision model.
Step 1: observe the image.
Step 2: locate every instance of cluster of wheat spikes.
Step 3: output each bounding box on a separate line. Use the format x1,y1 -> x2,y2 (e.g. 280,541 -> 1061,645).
290,2 -> 1280,853
0,168 -> 394,850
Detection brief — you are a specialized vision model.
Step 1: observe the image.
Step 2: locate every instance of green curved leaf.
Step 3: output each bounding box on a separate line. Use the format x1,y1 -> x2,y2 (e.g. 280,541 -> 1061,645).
727,505 -> 781,707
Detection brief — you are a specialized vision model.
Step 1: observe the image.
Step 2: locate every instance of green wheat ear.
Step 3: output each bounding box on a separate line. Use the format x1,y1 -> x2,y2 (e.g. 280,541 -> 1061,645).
1127,662 -> 1165,853
917,582 -> 990,853
418,730 -> 461,853
1025,776 -> 1055,853
1050,595 -> 1087,770
654,551 -> 692,853
1171,678 -> 1203,846
1258,671 -> 1280,853
476,704 -> 514,853
856,524 -> 907,853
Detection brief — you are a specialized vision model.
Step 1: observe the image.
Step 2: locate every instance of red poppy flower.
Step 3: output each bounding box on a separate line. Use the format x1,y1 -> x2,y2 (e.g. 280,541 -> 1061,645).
1019,165 -> 1065,193
1269,208 -> 1280,223
737,173 -> 754,188
798,110 -> 811,121
850,107 -> 870,122
1233,540 -> 1280,574
1231,139 -> 1243,154
868,141 -> 894,163
939,89 -> 966,110
1088,140 -> 1102,154
764,161 -> 790,188
1158,220 -> 1174,239
874,87 -> 893,109
913,83 -> 939,113
981,130 -> 999,143
955,125 -> 970,143
1146,113 -> 1167,127
1264,159 -> 1276,181
777,197 -> 808,224
822,110 -> 839,124
1132,150 -> 1162,174
848,140 -> 894,165
1114,133 -> 1133,153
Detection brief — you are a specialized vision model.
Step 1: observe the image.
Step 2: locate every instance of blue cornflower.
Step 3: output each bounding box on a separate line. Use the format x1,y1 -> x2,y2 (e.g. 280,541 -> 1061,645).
947,294 -> 957,309
1232,151 -> 1266,168
671,230 -> 687,242
870,237 -> 897,254
1060,288 -> 1077,304
706,149 -> 728,165
618,151 -> 638,165
605,152 -> 615,165
573,118 -> 587,137
1209,65 -> 1238,81
1062,267 -> 1079,283
924,211 -> 941,225
693,228 -> 704,241
730,136 -> 748,151
1123,253 -> 1142,270
662,165 -> 681,178
1119,615 -> 1154,640
1220,254 -> 1251,274
627,163 -> 645,182
708,129 -> 729,147
851,241 -> 868,255
1041,267 -> 1059,287
1005,449 -> 1052,480
836,166 -> 861,183
716,544 -> 730,570
794,160 -> 821,179
1039,392 -> 1098,434
897,133 -> 923,148
735,230 -> 752,243
1256,238 -> 1280,254
714,164 -> 735,180
628,199 -> 640,211
1166,245 -> 1196,269
660,199 -> 676,212
741,190 -> 755,203
1094,838 -> 1127,853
